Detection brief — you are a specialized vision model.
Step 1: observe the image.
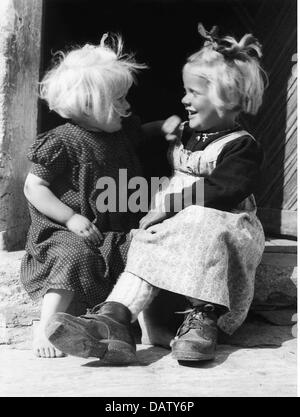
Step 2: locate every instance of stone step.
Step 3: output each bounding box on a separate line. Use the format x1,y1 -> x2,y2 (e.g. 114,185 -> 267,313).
253,238 -> 297,309
0,250 -> 40,347
0,237 -> 297,347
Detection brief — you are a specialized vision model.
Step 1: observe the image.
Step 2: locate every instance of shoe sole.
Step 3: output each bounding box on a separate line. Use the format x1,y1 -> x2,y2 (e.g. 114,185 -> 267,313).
171,340 -> 215,361
172,350 -> 215,361
46,317 -> 136,365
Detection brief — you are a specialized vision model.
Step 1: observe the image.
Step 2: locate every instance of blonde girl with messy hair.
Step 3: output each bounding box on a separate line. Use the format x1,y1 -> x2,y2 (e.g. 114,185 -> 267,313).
40,34 -> 143,132
20,34 -> 146,358
45,24 -> 267,366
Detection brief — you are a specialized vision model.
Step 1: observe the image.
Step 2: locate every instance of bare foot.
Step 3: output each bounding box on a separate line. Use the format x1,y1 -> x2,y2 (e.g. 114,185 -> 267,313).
33,322 -> 66,358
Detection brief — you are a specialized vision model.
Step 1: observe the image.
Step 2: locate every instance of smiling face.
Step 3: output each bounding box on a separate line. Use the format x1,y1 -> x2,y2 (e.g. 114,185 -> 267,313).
182,64 -> 232,132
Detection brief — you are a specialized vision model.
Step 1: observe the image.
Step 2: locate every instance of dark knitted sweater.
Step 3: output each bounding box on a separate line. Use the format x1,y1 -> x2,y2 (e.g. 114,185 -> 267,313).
167,124 -> 264,213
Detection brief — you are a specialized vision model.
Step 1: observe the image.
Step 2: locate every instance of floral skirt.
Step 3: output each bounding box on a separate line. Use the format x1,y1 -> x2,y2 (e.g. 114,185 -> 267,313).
125,205 -> 265,334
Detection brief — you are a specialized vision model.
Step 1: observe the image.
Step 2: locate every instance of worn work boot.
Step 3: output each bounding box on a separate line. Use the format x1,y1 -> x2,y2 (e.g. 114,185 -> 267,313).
171,304 -> 218,361
45,302 -> 136,364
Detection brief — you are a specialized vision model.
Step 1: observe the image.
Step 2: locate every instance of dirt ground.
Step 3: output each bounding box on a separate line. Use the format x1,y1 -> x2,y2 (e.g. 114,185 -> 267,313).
0,321 -> 297,397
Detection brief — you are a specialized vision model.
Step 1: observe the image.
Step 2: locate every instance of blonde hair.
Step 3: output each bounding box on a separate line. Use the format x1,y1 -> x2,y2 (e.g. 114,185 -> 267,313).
185,28 -> 268,115
40,34 -> 146,129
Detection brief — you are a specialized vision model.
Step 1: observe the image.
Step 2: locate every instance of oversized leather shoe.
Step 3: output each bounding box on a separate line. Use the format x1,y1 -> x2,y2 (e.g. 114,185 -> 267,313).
171,304 -> 218,361
45,302 -> 136,364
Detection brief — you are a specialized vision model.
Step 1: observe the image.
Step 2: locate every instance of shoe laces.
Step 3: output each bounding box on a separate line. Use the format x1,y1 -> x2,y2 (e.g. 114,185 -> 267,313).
83,302 -> 105,318
175,304 -> 215,335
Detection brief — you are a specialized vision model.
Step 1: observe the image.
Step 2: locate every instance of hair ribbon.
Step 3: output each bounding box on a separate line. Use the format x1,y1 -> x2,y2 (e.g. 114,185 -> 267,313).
197,23 -> 219,48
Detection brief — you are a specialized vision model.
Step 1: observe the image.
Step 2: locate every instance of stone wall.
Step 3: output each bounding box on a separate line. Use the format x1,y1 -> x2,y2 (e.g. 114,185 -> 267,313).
0,0 -> 43,251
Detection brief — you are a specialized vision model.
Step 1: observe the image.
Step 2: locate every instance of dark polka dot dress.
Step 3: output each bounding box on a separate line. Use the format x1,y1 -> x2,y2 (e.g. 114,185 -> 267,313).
20,117 -> 144,308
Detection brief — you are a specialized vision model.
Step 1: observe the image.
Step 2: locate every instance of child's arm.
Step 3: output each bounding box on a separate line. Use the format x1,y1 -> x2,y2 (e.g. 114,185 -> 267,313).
24,173 -> 102,244
167,136 -> 264,213
24,173 -> 74,224
138,116 -> 183,229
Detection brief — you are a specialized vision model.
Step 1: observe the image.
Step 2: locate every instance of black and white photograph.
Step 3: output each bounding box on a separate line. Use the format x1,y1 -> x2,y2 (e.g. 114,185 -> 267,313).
0,0 -> 297,398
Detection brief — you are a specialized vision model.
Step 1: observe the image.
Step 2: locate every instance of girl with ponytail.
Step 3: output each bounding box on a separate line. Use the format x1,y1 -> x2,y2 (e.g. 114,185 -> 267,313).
45,25 -> 267,365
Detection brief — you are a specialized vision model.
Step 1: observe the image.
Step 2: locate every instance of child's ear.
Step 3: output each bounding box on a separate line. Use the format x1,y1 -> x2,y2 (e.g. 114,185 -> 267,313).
216,107 -> 237,121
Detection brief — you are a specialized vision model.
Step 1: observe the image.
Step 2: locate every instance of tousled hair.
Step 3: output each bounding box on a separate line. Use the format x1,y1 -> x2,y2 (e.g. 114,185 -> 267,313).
40,33 -> 146,129
185,30 -> 268,115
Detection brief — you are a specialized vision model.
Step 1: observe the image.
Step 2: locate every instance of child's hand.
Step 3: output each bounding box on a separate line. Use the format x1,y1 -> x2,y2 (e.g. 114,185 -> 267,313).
162,115 -> 182,141
139,210 -> 168,230
66,214 -> 103,245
